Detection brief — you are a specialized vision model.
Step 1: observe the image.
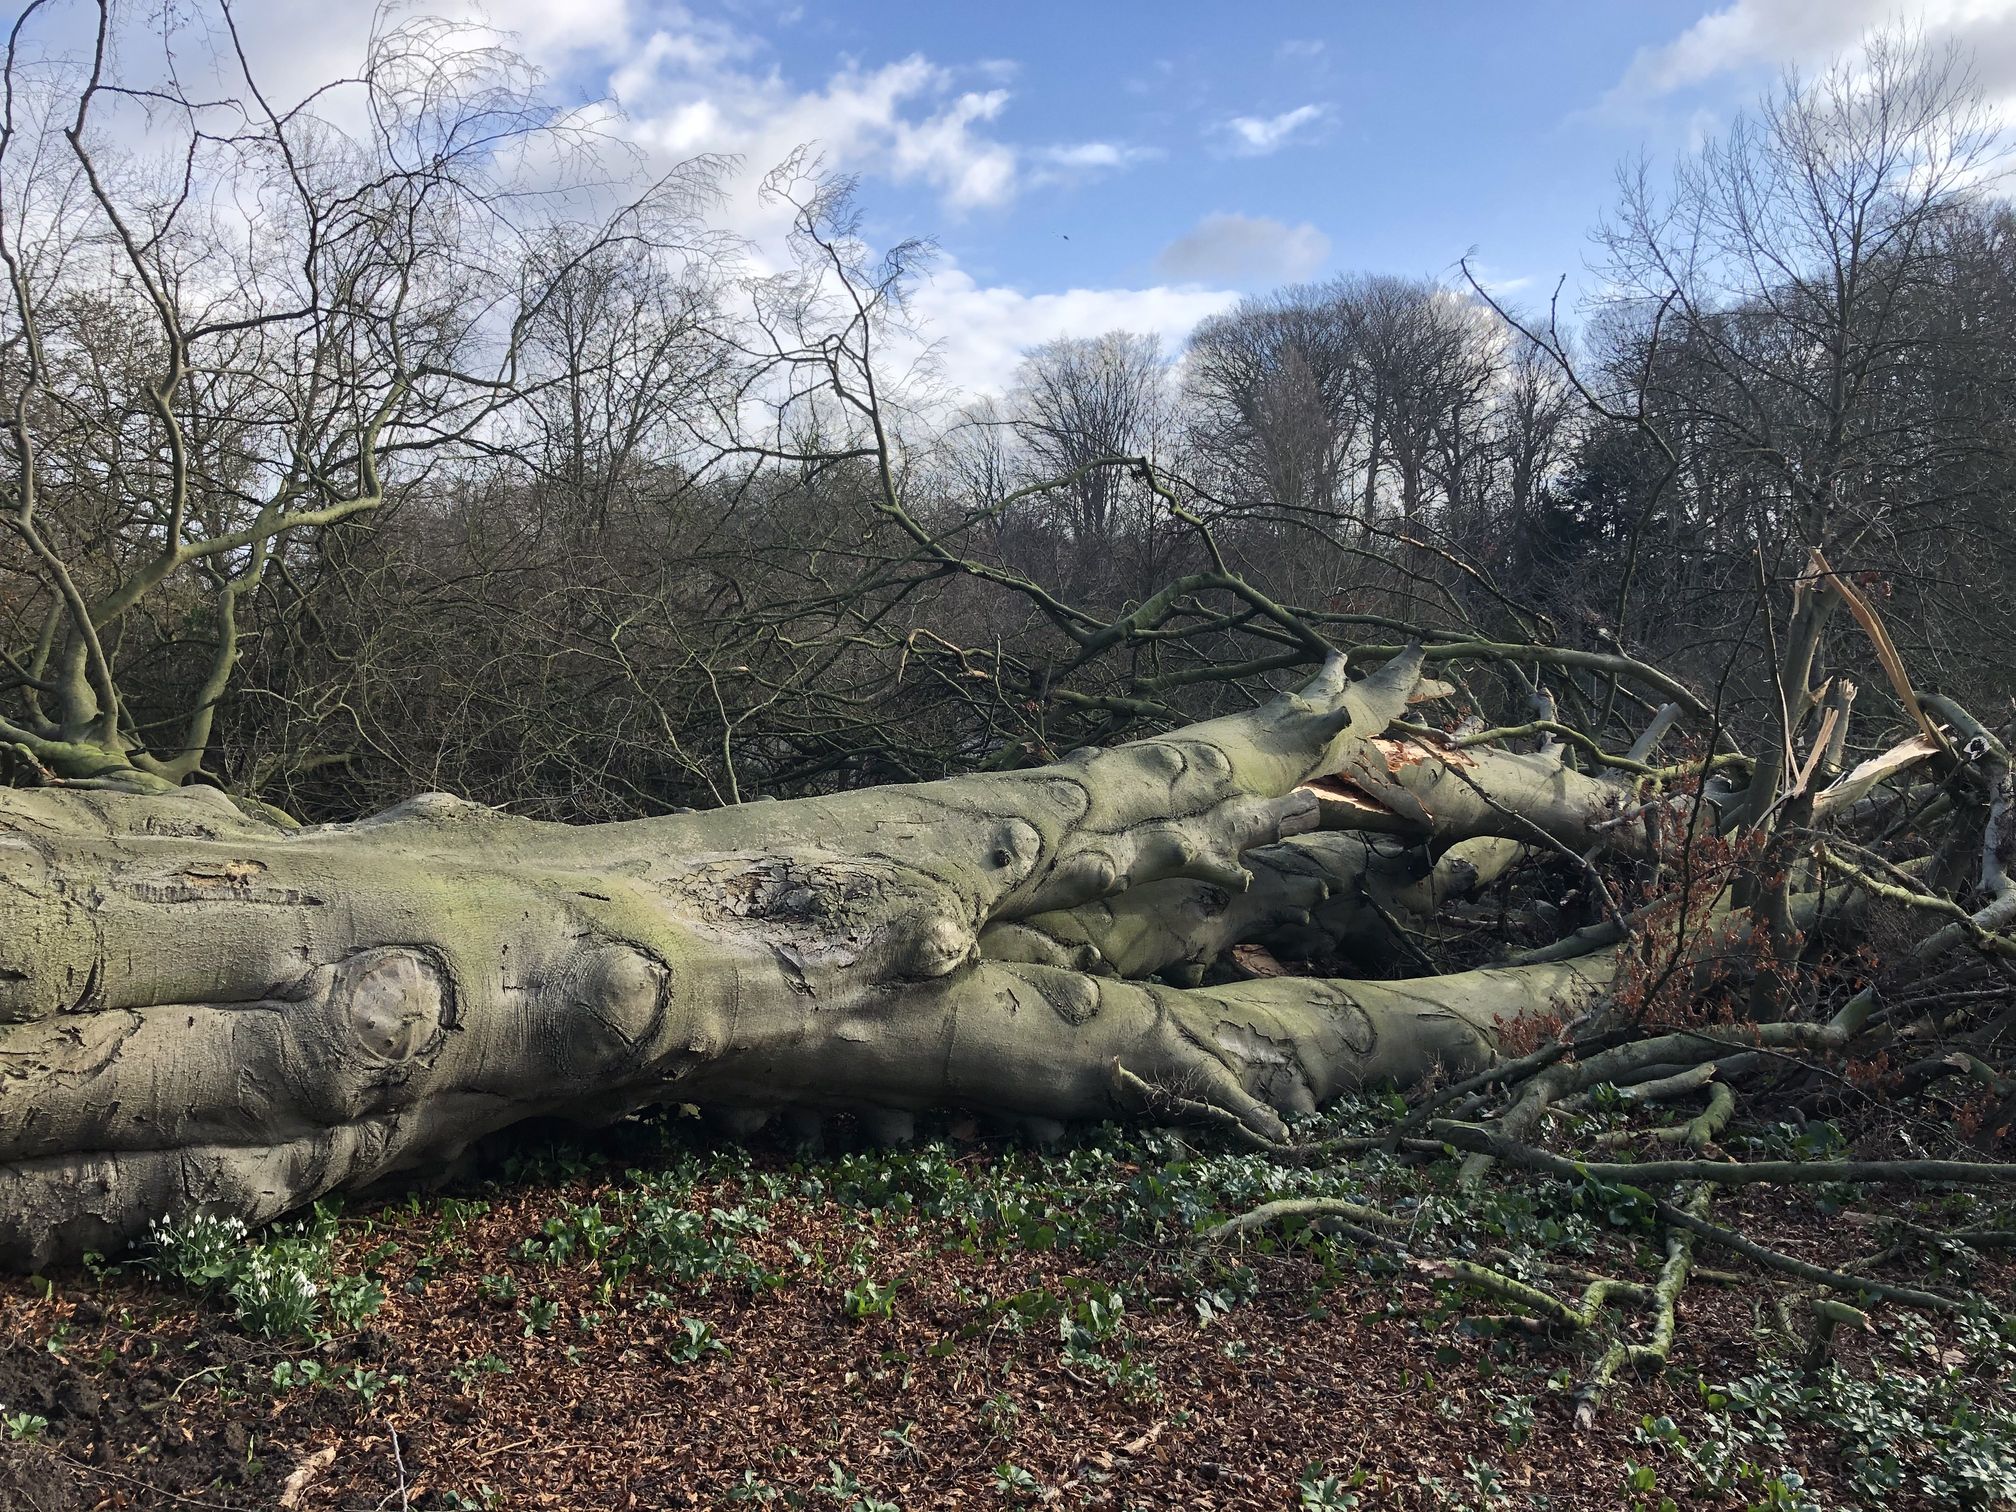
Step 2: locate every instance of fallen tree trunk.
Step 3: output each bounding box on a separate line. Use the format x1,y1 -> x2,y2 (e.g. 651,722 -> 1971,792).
0,648 -> 1619,1267
7,624 -> 2010,1336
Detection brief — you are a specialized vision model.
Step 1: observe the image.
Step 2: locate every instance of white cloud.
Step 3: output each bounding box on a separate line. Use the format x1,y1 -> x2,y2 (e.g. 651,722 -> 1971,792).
588,11 -> 1215,387
1277,38 -> 1327,61
1218,103 -> 1331,155
50,1 -> 1219,394
1611,0 -> 2016,101
613,29 -> 1025,217
1040,141 -> 1158,170
607,22 -> 1152,218
182,0 -> 636,123
593,4 -> 747,77
888,86 -> 1019,208
906,269 -> 1239,397
1154,212 -> 1330,285
1466,263 -> 1535,297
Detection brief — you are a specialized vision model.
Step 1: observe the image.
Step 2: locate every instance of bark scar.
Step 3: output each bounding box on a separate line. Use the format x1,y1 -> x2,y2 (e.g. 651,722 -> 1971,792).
117,858 -> 324,907
997,964 -> 1101,1025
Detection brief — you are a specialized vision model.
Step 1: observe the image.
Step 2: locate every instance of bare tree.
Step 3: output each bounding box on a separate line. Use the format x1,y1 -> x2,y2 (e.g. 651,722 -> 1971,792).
1005,330 -> 1176,581
1186,286 -> 1360,520
0,1 -> 722,794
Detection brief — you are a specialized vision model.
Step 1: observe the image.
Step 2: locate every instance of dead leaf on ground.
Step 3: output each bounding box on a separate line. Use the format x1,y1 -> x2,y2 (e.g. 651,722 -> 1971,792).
279,1444 -> 337,1508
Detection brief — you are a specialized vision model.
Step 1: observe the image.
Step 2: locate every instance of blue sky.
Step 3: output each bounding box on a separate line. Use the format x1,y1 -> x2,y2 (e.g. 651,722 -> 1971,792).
688,1 -> 1714,297
125,0 -> 2016,391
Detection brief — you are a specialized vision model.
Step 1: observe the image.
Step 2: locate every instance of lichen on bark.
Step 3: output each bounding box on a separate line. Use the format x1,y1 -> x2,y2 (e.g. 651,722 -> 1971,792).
0,648 -> 1621,1268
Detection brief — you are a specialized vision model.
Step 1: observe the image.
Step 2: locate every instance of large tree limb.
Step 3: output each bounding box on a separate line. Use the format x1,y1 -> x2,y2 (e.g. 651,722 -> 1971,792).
0,647 -> 1639,1268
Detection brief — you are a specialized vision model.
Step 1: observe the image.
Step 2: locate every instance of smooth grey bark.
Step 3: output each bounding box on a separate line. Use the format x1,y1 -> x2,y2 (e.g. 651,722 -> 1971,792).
0,649 -> 1614,1268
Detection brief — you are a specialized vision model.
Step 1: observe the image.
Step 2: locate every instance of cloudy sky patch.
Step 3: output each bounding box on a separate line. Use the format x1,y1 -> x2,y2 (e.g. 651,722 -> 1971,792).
96,0 -> 2009,394
1156,213 -> 1331,286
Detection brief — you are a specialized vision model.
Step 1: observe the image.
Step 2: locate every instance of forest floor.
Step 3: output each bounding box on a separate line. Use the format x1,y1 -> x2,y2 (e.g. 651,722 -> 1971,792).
0,1104 -> 2011,1512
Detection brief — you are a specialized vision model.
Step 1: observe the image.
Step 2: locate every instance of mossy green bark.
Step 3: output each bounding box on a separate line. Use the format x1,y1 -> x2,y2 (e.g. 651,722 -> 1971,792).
0,649 -> 1616,1268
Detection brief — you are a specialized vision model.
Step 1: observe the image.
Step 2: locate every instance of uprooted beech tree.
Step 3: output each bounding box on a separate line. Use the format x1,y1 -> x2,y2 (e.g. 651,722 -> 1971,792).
0,643 -> 1598,1263
4,626 -> 2014,1296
